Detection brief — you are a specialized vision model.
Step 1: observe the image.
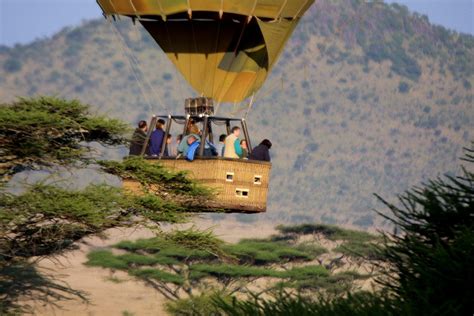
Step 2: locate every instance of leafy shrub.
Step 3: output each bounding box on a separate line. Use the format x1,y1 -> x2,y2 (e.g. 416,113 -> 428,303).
213,291 -> 394,316
283,271 -> 367,294
398,81 -> 410,93
305,143 -> 319,153
463,79 -> 472,90
162,72 -> 173,81
347,89 -> 359,103
3,58 -> 22,73
113,61 -> 125,70
352,214 -> 374,227
375,144 -> 474,315
166,292 -> 231,316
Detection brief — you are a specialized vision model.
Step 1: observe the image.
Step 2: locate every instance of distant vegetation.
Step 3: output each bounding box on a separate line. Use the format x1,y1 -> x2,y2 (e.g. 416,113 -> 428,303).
0,0 -> 472,227
0,97 -> 472,314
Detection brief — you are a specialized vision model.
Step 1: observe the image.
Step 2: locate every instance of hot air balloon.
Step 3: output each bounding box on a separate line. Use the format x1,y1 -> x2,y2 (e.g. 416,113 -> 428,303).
96,0 -> 314,212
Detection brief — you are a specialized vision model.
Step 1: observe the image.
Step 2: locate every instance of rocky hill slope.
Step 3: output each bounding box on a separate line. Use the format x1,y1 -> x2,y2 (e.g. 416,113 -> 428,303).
1,0 -> 472,228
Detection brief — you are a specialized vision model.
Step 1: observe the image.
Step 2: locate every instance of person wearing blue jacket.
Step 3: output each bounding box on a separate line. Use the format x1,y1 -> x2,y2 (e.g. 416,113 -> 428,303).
185,135 -> 218,161
186,135 -> 200,161
149,119 -> 166,156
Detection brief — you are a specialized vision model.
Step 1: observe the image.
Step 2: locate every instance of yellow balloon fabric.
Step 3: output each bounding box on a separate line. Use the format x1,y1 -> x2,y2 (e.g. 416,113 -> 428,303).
97,0 -> 314,103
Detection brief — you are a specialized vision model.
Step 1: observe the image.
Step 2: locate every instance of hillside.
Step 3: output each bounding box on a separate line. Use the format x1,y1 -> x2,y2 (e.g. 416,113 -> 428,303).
1,0 -> 472,228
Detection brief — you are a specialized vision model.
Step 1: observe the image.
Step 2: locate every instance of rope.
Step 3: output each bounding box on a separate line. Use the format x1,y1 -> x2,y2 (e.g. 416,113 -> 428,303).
294,0 -> 310,20
110,20 -> 167,113
244,93 -> 256,119
190,18 -> 200,95
108,19 -> 155,112
274,0 -> 288,20
129,21 -> 171,113
210,15 -> 222,106
164,22 -> 187,103
213,16 -> 248,105
215,101 -> 222,115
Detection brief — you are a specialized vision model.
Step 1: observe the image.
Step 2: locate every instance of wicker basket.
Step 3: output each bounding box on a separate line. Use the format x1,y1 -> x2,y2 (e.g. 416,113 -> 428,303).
123,157 -> 271,213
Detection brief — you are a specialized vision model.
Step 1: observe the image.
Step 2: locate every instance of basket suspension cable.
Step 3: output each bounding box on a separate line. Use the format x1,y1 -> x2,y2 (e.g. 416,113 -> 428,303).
274,0 -> 288,20
109,19 -> 162,112
251,25 -> 347,106
164,22 -> 187,103
251,20 -> 316,105
294,0 -> 310,20
190,16 -> 205,99
106,0 -> 117,12
210,13 -> 223,108
128,21 -> 171,114
108,18 -> 155,112
213,1 -> 224,113
215,101 -> 222,115
213,15 -> 249,104
253,60 -> 308,105
244,93 -> 256,119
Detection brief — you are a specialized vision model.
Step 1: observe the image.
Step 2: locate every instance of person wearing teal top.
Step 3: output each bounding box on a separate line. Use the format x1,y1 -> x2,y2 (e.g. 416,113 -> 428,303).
234,138 -> 243,157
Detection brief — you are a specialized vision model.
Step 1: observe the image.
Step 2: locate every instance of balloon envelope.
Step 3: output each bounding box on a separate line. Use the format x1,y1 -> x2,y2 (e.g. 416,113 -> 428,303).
97,0 -> 314,103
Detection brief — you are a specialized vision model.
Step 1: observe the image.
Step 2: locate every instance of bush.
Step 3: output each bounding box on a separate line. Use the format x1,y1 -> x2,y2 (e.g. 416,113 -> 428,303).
162,72 -> 173,81
166,292 -> 231,316
113,61 -> 125,70
213,291 -> 394,316
375,144 -> 474,315
398,81 -> 410,93
3,58 -> 22,73
463,79 -> 472,90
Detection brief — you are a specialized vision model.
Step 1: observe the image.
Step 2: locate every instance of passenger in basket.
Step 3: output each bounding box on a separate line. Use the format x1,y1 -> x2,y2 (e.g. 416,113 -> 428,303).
249,139 -> 272,162
223,126 -> 242,159
176,134 -> 183,152
186,119 -> 200,135
164,134 -> 173,157
129,120 -> 148,156
240,139 -> 249,159
178,133 -> 200,157
185,135 -> 200,161
216,134 -> 226,157
149,119 -> 166,156
185,135 -> 218,161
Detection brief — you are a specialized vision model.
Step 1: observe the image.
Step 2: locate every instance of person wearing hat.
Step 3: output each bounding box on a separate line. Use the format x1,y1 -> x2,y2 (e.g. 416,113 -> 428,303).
149,119 -> 166,156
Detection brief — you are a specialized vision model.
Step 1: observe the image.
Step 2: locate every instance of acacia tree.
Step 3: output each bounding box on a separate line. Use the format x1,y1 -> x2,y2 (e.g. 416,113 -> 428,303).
85,225 -> 378,315
0,96 -> 128,181
0,97 -> 211,314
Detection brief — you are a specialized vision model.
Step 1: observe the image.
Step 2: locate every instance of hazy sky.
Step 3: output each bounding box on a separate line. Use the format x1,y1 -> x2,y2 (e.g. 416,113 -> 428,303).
0,0 -> 473,47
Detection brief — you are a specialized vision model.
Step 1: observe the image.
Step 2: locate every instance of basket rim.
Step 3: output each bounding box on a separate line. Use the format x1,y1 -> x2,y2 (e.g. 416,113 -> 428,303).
143,156 -> 272,166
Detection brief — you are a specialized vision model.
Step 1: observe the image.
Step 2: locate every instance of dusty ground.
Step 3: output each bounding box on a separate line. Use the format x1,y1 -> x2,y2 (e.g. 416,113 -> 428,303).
29,218 -> 277,316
